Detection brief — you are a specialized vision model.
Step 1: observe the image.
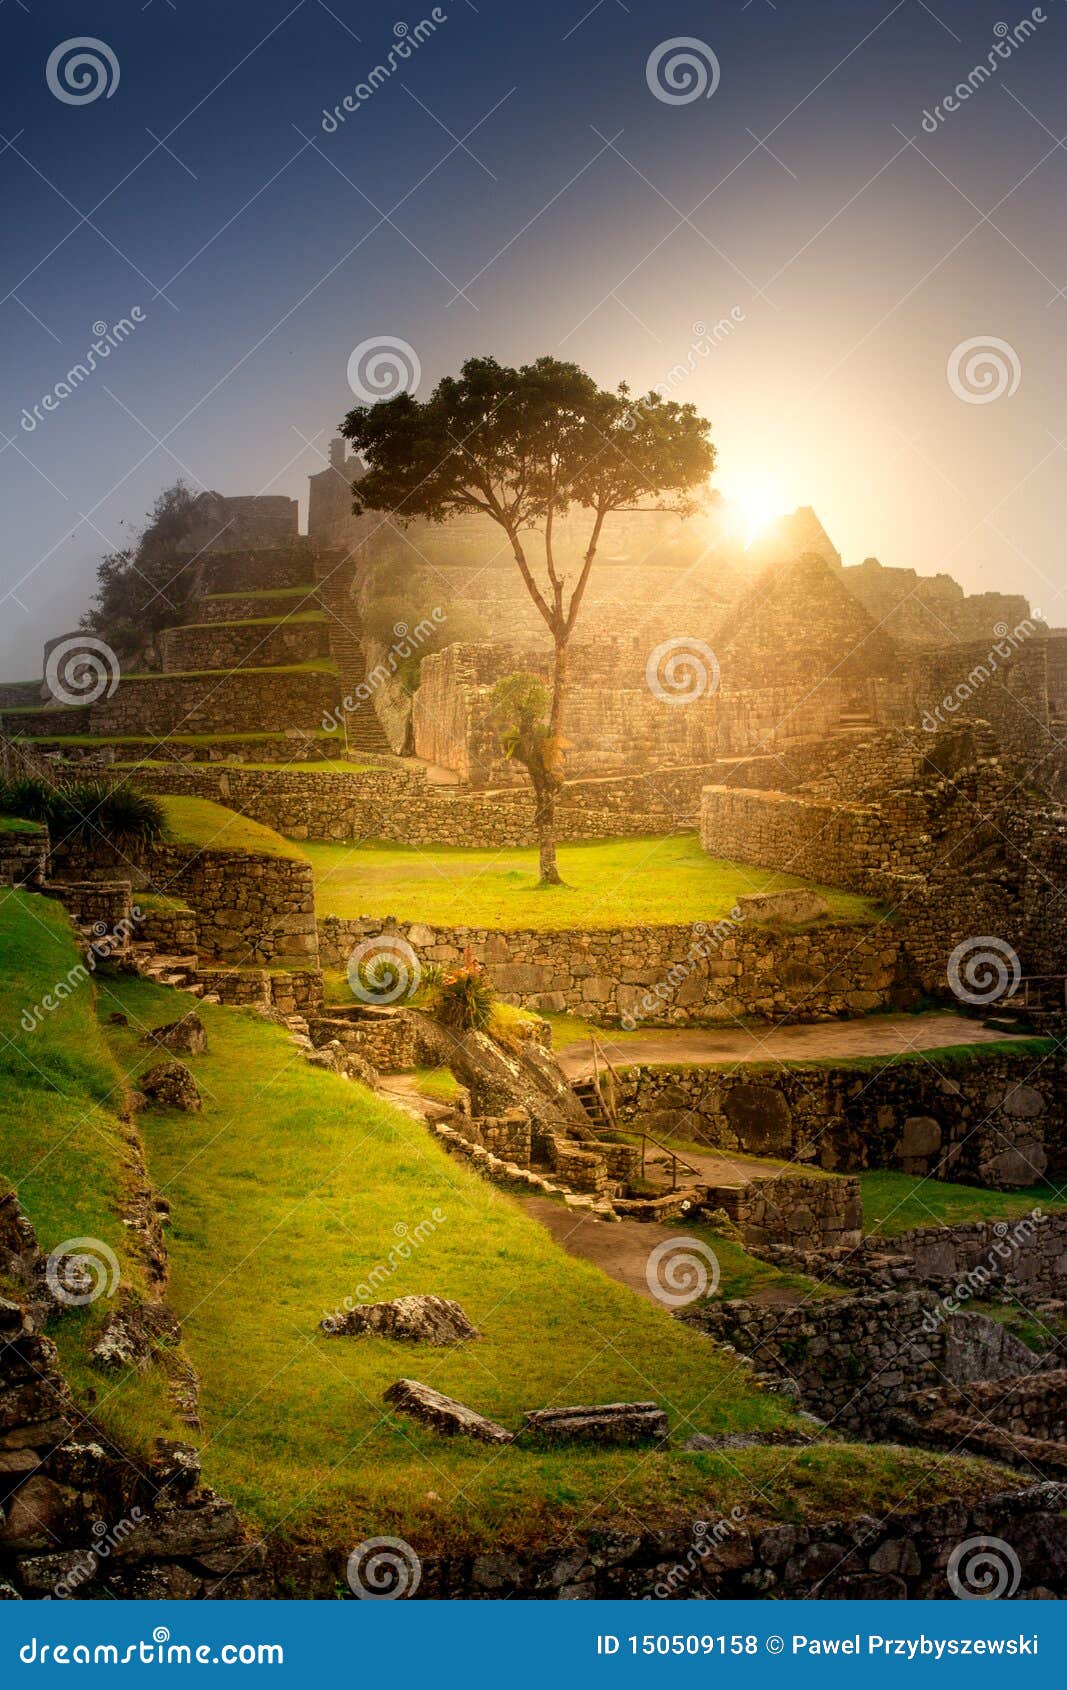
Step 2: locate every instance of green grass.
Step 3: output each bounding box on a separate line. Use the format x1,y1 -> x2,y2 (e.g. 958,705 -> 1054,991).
168,612 -> 326,631
93,970 -> 1010,1549
860,1170 -> 1067,1236
203,586 -> 317,603
121,659 -> 336,681
0,891 -> 1020,1553
0,891 -> 185,1453
0,816 -> 46,835
302,833 -> 880,930
116,759 -> 373,775
13,731 -> 337,748
160,796 -> 309,861
407,1066 -> 465,1104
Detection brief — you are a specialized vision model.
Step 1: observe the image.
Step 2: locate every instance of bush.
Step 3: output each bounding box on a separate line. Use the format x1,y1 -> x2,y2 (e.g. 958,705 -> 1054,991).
425,960 -> 495,1032
0,777 -> 166,850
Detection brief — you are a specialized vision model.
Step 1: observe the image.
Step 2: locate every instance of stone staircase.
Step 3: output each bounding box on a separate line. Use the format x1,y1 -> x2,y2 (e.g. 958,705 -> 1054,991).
316,570 -> 392,756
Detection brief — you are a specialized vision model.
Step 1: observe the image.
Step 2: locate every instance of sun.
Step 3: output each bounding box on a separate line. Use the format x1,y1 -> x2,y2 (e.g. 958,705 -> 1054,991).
725,474 -> 788,548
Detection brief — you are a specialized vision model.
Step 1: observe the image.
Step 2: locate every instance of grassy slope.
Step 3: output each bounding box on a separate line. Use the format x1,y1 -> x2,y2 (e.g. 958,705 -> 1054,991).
303,833 -> 879,930
160,796 -> 309,861
861,1170 -> 1067,1234
0,893 -> 1017,1555
98,970 -> 1006,1551
0,891 -> 181,1449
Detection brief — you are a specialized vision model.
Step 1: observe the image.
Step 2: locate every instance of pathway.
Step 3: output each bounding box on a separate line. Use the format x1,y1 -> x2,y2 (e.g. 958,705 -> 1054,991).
558,1010 -> 1031,1079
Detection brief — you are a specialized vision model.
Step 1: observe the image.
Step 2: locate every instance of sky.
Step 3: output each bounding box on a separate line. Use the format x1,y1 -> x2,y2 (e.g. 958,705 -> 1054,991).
1,0 -> 1065,676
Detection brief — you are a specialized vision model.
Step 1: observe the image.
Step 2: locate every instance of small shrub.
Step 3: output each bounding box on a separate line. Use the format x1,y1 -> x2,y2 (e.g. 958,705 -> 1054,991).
426,960 -> 495,1032
0,776 -> 53,823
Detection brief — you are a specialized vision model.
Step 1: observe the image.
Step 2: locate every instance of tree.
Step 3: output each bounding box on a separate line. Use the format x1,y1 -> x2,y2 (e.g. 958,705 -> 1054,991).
341,356 -> 715,884
82,482 -> 200,666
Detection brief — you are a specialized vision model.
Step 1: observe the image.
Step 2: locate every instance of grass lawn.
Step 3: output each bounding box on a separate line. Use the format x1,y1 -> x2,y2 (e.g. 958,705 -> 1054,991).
0,892 -> 184,1452
123,659 -> 336,680
0,890 -> 1018,1552
168,612 -> 326,631
203,586 -> 316,603
303,833 -> 880,931
860,1170 -> 1067,1235
160,796 -> 309,861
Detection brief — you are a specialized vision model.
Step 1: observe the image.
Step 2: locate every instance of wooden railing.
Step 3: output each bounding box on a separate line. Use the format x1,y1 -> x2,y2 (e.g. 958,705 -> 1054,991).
588,1033 -> 701,1191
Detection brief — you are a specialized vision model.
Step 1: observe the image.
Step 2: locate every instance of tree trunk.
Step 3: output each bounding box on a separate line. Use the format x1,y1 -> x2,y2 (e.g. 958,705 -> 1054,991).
535,779 -> 562,886
534,635 -> 568,886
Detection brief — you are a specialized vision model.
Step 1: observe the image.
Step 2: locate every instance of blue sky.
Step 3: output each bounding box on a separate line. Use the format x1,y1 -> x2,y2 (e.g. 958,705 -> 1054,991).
1,0 -> 1065,673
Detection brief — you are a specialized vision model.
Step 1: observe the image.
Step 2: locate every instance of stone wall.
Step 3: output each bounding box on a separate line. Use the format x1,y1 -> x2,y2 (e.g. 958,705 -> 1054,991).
87,668 -> 336,737
178,493 -> 299,555
317,915 -> 902,1025
0,824 -> 48,888
683,1289 -> 1043,1437
54,839 -> 318,969
161,618 -> 329,674
414,640 -> 716,786
617,1049 -> 1063,1188
136,895 -> 198,956
200,590 -> 318,623
0,681 -> 43,710
124,761 -> 713,847
707,1173 -> 862,1252
197,546 -> 333,597
838,558 -> 1034,648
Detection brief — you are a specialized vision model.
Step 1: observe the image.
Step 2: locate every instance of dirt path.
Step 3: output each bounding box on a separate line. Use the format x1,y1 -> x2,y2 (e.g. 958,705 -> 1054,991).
558,1010 -> 1026,1078
518,1195 -> 802,1307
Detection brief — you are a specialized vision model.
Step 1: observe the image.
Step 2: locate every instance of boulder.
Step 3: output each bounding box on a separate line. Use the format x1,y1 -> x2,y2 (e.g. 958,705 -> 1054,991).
383,1378 -> 512,1443
140,1060 -> 201,1113
143,1012 -> 207,1057
322,1294 -> 479,1344
90,1300 -> 181,1371
520,1402 -> 669,1446
736,889 -> 830,925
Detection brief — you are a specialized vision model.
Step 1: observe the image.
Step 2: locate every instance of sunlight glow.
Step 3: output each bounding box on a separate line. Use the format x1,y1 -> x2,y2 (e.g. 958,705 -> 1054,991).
725,473 -> 790,548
